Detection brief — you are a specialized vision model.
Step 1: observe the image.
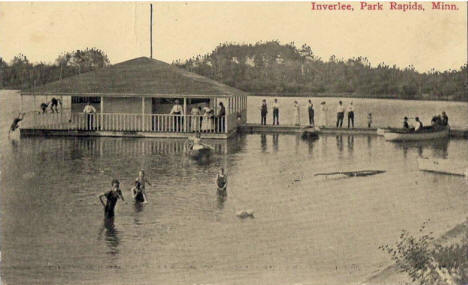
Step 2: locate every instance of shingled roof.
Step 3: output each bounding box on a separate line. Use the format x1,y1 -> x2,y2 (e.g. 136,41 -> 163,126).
22,57 -> 247,98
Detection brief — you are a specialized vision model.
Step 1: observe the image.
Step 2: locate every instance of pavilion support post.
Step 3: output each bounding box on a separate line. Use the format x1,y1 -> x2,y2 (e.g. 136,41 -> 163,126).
183,97 -> 187,132
100,97 -> 104,131
142,97 -> 145,131
226,97 -> 230,134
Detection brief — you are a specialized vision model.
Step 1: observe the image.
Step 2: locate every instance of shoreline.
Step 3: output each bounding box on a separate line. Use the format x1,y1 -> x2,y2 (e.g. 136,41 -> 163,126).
361,218 -> 468,285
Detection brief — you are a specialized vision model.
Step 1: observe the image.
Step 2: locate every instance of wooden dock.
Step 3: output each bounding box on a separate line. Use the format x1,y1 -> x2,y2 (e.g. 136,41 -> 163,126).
239,124 -> 468,138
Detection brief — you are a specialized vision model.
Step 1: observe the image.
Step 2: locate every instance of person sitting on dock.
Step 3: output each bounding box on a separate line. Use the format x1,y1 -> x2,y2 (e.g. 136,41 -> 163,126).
98,179 -> 125,220
414,117 -> 423,132
8,112 -> 25,136
40,102 -> 49,113
260,99 -> 268,125
272,99 -> 280,125
441,111 -> 449,126
403,117 -> 410,129
216,168 -> 227,196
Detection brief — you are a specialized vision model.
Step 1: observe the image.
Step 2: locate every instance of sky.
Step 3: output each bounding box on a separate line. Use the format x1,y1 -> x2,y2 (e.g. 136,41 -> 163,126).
0,2 -> 466,72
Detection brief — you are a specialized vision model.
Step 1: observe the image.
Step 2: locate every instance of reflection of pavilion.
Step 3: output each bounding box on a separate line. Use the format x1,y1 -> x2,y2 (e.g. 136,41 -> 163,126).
20,57 -> 248,139
21,136 -> 243,156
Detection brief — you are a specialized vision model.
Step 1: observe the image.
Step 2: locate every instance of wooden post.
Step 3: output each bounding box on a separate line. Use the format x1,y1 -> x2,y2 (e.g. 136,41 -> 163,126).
100,97 -> 104,130
142,97 -> 145,131
183,97 -> 187,132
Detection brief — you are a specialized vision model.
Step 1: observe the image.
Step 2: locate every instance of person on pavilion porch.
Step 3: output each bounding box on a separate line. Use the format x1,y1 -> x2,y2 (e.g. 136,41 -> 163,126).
169,99 -> 184,132
201,104 -> 214,132
83,102 -> 97,130
217,102 -> 226,133
191,105 -> 201,132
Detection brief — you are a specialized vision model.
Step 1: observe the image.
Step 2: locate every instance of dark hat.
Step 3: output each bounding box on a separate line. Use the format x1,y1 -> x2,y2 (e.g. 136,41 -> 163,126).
111,179 -> 120,186
404,116 -> 408,120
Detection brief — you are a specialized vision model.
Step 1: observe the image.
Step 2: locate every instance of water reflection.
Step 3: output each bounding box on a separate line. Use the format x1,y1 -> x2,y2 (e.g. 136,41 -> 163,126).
272,134 -> 279,152
336,135 -> 343,153
392,138 -> 449,159
260,134 -> 267,152
347,136 -> 354,154
98,217 -> 120,256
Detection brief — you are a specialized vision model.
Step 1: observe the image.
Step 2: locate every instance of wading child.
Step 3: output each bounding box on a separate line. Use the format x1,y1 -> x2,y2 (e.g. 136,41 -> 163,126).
98,179 -> 125,219
135,169 -> 151,202
216,168 -> 227,196
131,180 -> 147,203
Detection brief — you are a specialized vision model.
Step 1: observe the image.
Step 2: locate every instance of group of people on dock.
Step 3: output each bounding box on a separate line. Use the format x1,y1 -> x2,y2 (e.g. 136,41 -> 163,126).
168,99 -> 226,132
259,99 -> 372,128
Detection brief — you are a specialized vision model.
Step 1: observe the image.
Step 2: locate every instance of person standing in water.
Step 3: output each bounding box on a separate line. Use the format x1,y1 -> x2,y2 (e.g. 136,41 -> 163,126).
135,169 -> 152,202
131,180 -> 146,203
272,99 -> 280,125
307,100 -> 315,127
8,112 -> 25,136
98,179 -> 125,220
216,168 -> 227,196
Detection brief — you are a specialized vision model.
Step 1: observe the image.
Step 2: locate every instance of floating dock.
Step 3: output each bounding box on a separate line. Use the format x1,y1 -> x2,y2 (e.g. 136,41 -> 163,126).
239,124 -> 468,138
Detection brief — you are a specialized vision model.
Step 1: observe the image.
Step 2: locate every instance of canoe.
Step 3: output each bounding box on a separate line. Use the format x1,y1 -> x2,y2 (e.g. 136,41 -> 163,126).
377,128 -> 389,136
384,127 -> 449,141
417,158 -> 467,176
188,146 -> 213,160
315,170 -> 386,177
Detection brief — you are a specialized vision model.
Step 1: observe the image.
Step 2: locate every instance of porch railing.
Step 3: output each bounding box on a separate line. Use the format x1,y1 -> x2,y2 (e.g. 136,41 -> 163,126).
23,112 -> 236,134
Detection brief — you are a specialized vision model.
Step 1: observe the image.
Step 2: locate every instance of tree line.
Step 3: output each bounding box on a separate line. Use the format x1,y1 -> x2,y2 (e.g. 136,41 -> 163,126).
174,41 -> 467,101
0,48 -> 110,90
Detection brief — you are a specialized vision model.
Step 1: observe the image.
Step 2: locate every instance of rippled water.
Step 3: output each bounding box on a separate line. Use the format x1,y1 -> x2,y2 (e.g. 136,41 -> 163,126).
1,91 -> 468,285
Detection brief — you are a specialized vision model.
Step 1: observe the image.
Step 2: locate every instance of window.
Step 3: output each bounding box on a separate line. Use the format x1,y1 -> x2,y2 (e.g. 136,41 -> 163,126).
72,96 -> 101,104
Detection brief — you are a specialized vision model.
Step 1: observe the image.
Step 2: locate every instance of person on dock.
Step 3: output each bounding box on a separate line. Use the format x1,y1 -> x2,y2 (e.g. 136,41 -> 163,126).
50,97 -> 60,113
294,101 -> 300,126
441,111 -> 449,126
8,112 -> 25,136
260,99 -> 268,125
40,102 -> 49,113
367,113 -> 373,128
272,99 -> 280,125
217,102 -> 226,132
347,102 -> 354,128
336,101 -> 344,128
414,117 -> 423,132
83,102 -> 97,130
216,168 -> 227,197
307,100 -> 315,127
135,169 -> 152,202
170,99 -> 184,132
319,101 -> 327,128
98,179 -> 125,220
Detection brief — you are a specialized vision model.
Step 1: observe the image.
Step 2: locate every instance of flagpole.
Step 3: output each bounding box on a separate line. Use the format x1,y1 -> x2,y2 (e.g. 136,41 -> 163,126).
150,3 -> 153,59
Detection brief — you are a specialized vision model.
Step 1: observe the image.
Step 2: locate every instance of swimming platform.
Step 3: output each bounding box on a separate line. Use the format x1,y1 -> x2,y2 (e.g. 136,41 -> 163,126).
20,124 -> 468,139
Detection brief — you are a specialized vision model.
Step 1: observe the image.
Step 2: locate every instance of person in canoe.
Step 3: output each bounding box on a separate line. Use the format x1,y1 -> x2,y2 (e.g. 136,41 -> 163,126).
414,117 -> 423,132
216,168 -> 227,196
441,111 -> 449,126
403,117 -> 410,129
98,179 -> 125,220
8,112 -> 25,137
131,180 -> 147,203
135,169 -> 151,202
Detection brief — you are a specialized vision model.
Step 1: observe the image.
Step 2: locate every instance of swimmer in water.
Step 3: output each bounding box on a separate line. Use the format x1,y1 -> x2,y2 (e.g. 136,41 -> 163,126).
98,179 -> 125,220
131,180 -> 147,203
8,112 -> 25,137
216,168 -> 227,196
135,170 -> 151,202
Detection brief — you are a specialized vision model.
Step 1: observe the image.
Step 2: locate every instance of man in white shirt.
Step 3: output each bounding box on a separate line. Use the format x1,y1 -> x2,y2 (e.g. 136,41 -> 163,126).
83,102 -> 97,130
347,102 -> 354,128
170,99 -> 184,131
336,101 -> 345,128
272,98 -> 280,125
414,117 -> 423,132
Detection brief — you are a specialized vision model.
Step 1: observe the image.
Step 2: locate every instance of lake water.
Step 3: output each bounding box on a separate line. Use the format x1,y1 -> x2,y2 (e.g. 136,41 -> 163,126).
1,90 -> 468,285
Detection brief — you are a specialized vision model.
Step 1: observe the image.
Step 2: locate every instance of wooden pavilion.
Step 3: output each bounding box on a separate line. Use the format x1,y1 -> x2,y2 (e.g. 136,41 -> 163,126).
20,57 -> 248,139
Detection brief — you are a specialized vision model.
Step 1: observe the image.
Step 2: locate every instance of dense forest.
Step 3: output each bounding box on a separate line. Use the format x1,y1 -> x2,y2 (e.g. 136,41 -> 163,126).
174,41 -> 467,101
1,42 -> 466,101
0,48 -> 110,90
